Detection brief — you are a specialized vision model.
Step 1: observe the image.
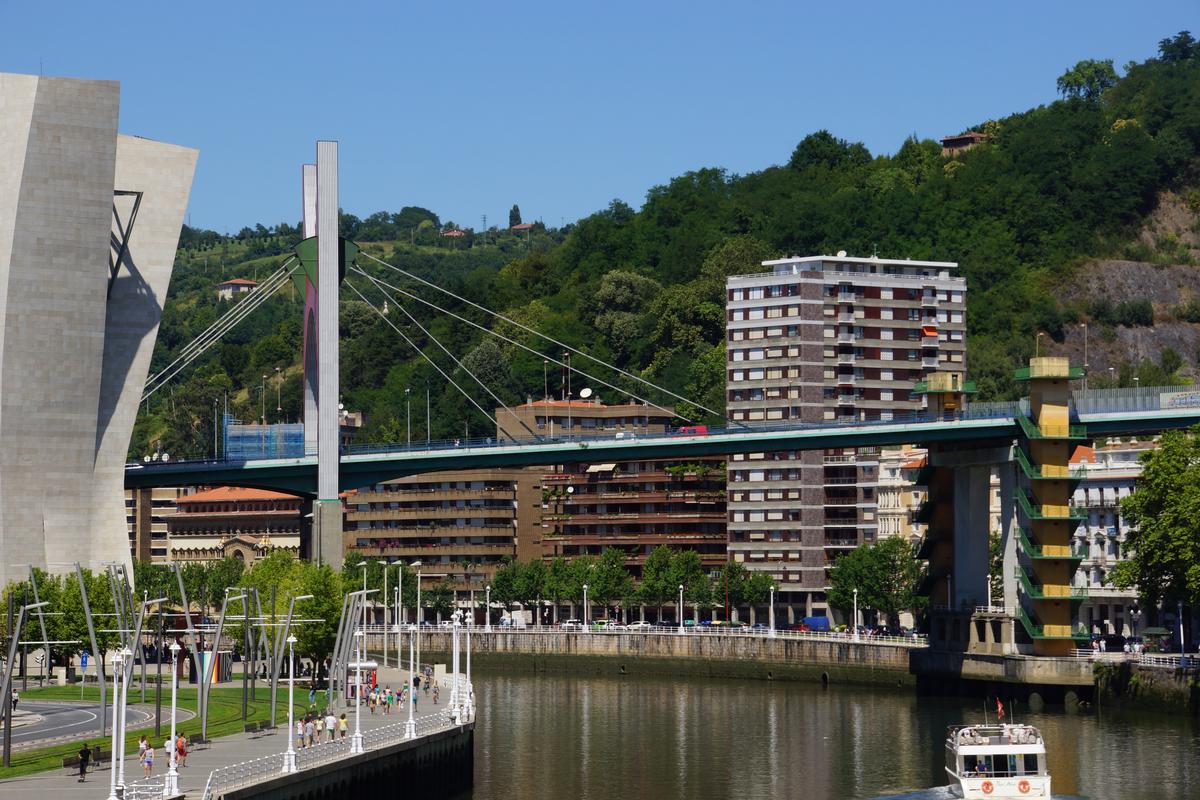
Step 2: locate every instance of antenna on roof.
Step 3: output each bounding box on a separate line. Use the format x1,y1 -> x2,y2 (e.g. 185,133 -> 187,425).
579,387 -> 593,400
872,243 -> 879,259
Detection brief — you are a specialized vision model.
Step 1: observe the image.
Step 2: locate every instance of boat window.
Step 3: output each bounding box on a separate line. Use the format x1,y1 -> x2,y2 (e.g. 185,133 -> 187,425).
1024,754 -> 1039,774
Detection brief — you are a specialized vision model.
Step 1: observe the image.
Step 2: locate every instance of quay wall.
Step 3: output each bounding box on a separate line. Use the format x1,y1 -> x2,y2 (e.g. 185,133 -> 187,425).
394,630 -> 916,687
219,723 -> 473,800
1094,661 -> 1200,717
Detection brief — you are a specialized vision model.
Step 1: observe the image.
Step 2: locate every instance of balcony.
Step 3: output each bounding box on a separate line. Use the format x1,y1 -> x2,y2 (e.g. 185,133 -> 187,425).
837,312 -> 856,323
837,352 -> 857,365
1016,527 -> 1086,561
1016,490 -> 1088,521
836,394 -> 856,405
1015,414 -> 1088,441
1013,447 -> 1086,482
837,332 -> 856,344
921,335 -> 940,347
920,357 -> 940,369
837,292 -> 856,302
1016,607 -> 1090,640
1014,358 -> 1085,381
836,373 -> 857,386
921,294 -> 939,307
824,538 -> 859,548
1018,564 -> 1089,601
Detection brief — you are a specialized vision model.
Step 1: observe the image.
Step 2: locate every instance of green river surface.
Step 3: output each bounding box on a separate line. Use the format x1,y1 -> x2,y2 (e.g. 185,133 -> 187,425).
451,670 -> 1198,800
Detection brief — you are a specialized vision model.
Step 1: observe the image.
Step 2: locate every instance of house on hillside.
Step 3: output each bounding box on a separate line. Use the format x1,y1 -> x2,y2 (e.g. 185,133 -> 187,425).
940,130 -> 991,157
440,228 -> 467,238
216,277 -> 257,301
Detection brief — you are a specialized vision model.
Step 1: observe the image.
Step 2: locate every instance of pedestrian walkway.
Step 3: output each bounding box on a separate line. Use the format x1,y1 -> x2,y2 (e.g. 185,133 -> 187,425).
0,663 -> 457,799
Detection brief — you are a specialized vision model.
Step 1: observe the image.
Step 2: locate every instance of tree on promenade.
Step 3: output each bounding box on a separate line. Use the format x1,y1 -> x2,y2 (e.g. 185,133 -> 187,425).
516,559 -> 548,622
565,556 -> 596,617
715,561 -> 747,622
295,562 -> 340,674
828,538 -> 925,626
638,546 -> 674,619
589,549 -> 632,620
669,550 -> 709,622
489,558 -> 521,610
1110,426 -> 1200,610
543,557 -> 570,624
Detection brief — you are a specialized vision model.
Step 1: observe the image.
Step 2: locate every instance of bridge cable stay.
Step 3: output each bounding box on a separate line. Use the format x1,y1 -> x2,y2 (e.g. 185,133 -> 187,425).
345,280 -> 525,443
351,276 -> 542,443
351,265 -> 709,428
142,259 -> 297,401
141,258 -> 300,403
356,250 -> 734,425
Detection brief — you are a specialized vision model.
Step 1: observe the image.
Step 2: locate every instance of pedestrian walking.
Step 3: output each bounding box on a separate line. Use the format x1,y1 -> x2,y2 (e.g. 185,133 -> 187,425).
325,710 -> 337,741
138,735 -> 148,760
433,685 -> 440,705
9,688 -> 16,711
314,715 -> 325,741
304,717 -> 315,748
338,713 -> 348,739
295,719 -> 305,750
142,745 -> 154,777
176,735 -> 188,767
77,744 -> 91,782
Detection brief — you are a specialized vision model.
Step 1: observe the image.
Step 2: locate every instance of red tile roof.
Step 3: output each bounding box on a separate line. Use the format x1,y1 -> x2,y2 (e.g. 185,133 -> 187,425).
218,278 -> 258,287
178,486 -> 299,504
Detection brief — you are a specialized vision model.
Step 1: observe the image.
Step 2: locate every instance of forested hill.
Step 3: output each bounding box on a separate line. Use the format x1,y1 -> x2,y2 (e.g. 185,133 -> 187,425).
135,32 -> 1200,461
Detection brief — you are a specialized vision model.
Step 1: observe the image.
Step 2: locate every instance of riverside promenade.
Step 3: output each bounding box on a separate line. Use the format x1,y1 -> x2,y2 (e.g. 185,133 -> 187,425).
0,663 -> 470,800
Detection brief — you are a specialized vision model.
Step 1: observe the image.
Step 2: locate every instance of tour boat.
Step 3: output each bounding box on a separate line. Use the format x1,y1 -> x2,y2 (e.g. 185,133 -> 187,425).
944,723 -> 1051,799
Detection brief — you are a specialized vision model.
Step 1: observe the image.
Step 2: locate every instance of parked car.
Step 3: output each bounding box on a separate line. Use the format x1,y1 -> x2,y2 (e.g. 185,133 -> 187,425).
627,621 -> 654,631
603,621 -> 626,631
560,619 -> 584,631
751,623 -> 768,631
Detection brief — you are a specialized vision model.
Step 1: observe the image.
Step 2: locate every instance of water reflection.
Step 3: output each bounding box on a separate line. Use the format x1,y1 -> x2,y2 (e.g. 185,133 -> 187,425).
456,671 -> 1198,800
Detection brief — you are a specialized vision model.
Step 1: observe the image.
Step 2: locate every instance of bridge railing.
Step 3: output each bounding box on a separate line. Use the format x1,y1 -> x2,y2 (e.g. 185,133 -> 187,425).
1073,384 -> 1197,416
199,707 -> 464,800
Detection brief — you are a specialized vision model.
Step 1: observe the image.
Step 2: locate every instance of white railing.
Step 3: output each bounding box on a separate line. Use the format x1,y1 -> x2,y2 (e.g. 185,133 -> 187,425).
973,605 -> 1009,615
122,777 -> 169,800
1139,652 -> 1198,669
200,708 -> 464,800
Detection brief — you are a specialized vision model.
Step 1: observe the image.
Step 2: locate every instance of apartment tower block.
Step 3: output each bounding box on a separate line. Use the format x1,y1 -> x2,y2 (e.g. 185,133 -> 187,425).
725,254 -> 967,619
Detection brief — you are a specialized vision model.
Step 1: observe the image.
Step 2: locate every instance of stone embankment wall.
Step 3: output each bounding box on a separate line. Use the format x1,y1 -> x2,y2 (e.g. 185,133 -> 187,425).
221,724 -> 473,800
401,631 -> 915,687
1094,661 -> 1200,716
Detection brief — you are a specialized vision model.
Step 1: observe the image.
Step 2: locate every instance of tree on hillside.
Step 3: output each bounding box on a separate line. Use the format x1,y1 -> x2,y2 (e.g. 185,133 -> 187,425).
788,130 -> 871,172
1158,31 -> 1197,62
1109,426 -> 1200,609
509,204 -> 522,228
1056,59 -> 1119,101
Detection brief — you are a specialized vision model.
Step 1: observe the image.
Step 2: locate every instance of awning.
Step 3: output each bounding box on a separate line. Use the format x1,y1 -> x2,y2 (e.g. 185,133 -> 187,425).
586,463 -> 618,473
1141,627 -> 1171,636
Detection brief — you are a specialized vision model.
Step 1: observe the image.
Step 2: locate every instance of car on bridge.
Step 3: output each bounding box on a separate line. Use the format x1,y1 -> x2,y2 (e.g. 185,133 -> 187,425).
672,425 -> 709,436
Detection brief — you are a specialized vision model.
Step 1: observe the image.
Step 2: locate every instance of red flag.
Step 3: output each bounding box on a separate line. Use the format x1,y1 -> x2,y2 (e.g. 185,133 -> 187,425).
996,699 -> 1005,721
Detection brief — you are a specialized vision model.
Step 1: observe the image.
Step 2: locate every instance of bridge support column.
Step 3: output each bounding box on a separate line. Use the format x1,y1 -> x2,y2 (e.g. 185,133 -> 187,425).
314,141 -> 343,566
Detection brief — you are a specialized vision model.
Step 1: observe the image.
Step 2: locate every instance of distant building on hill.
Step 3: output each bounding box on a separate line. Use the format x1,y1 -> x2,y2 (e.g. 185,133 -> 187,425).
216,278 -> 257,300
441,228 -> 467,238
940,131 -> 991,156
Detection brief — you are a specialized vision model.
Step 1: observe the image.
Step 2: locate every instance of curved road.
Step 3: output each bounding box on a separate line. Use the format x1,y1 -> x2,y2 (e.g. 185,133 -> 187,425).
10,702 -> 153,746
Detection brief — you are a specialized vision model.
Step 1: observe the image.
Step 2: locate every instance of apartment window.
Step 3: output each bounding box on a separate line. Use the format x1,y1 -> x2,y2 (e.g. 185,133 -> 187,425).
880,349 -> 893,361
880,369 -> 893,381
880,308 -> 893,320
748,287 -> 764,299
881,329 -> 893,341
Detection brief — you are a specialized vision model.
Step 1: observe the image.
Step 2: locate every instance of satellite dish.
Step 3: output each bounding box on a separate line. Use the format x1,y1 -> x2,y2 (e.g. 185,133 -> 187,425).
566,486 -> 575,494
836,250 -> 847,258
143,455 -> 151,463
161,453 -> 170,462
579,387 -> 593,399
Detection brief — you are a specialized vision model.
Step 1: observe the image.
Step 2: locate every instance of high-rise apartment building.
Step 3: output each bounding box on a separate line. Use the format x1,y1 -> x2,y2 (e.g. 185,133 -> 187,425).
725,254 -> 967,619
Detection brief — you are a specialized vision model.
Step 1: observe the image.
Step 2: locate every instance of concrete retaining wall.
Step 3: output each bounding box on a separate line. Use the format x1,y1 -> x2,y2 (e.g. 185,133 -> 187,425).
399,631 -> 915,687
1094,661 -> 1200,716
221,724 -> 473,800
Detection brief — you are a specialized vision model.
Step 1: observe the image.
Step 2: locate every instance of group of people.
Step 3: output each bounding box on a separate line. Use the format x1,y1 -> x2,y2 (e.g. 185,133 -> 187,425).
123,734 -> 187,780
361,680 -> 437,712
295,709 -> 349,748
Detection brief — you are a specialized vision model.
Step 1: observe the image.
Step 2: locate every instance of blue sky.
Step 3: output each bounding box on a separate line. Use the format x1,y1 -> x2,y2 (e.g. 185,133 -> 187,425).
1,1 -> 1195,233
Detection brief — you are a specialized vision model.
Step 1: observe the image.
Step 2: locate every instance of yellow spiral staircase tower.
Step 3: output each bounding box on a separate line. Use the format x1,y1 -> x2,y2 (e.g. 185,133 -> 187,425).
1013,357 -> 1090,656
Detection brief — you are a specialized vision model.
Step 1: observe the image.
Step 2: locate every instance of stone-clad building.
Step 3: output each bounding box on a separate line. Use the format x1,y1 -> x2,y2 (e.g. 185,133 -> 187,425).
0,73 -> 196,585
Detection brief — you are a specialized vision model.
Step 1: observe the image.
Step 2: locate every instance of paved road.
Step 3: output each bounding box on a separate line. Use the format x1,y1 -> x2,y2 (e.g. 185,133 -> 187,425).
8,702 -> 154,747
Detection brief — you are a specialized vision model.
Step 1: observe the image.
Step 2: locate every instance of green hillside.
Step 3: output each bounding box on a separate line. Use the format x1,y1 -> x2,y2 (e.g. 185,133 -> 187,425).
134,32 -> 1200,461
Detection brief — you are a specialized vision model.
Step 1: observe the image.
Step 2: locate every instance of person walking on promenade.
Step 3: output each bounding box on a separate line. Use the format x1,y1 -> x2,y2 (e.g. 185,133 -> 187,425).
138,735 -> 148,762
142,744 -> 154,777
433,684 -> 440,705
304,716 -> 315,748
296,719 -> 305,750
314,714 -> 325,741
325,710 -> 337,741
339,713 -> 348,739
176,735 -> 188,767
77,744 -> 90,782
10,689 -> 17,711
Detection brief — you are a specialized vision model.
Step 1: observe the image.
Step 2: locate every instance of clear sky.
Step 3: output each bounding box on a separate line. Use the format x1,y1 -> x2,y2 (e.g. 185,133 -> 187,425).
1,1 -> 1194,233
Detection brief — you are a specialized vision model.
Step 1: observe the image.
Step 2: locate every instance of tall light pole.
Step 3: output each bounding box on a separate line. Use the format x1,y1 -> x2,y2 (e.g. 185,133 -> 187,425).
350,630 -> 365,754
117,645 -> 132,794
678,584 -> 684,634
582,584 -> 589,630
425,382 -> 430,447
450,611 -> 461,720
405,623 -> 416,739
275,365 -> 282,420
378,560 -> 390,668
1179,599 -> 1187,663
106,649 -> 124,800
406,387 -> 411,448
261,373 -> 267,424
769,585 -> 776,637
413,562 -> 423,683
1081,322 -> 1089,392
165,642 -> 181,795
852,588 -> 859,641
485,584 -> 492,632
282,635 -> 297,773
398,565 -> 405,626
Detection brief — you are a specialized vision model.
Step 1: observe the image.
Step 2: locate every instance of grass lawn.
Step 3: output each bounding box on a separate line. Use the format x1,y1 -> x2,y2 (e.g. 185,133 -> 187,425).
0,683 -> 307,779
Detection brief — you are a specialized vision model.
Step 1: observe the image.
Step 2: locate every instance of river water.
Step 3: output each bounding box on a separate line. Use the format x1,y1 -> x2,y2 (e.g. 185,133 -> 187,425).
451,671 -> 1198,800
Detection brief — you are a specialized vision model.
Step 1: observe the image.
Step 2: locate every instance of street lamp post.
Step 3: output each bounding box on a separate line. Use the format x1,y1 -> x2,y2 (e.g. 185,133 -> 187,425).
678,584 -> 684,634
117,646 -> 132,794
275,366 -> 282,420
852,589 -> 859,642
378,560 -> 390,668
406,387 -> 411,448
1179,599 -> 1187,664
350,629 -> 365,754
282,635 -> 297,773
106,650 -> 124,800
398,564 -> 405,626
165,642 -> 181,795
414,562 -> 423,675
405,624 -> 416,739
769,586 -> 776,638
450,611 -> 461,720
485,585 -> 492,632
582,584 -> 589,631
